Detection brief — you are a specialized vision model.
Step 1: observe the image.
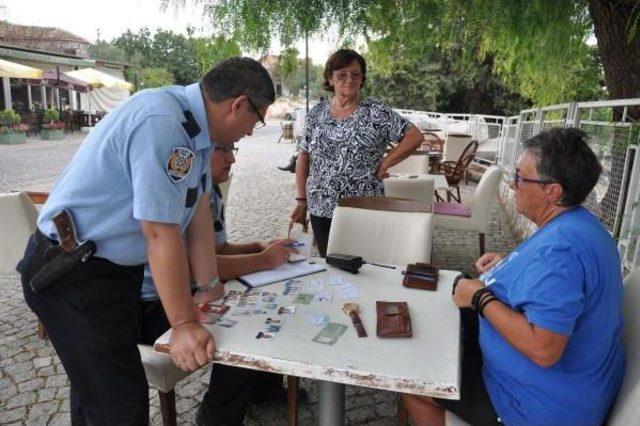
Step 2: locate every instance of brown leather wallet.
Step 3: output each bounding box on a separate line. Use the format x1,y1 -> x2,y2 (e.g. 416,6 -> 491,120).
376,301 -> 412,338
402,263 -> 438,291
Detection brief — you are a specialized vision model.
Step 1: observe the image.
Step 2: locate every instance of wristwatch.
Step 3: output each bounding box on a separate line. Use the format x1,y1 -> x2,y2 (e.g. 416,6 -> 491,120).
197,276 -> 221,293
343,303 -> 367,337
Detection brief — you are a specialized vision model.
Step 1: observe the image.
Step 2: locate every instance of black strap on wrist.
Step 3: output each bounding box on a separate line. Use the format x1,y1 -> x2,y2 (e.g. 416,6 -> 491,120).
452,274 -> 465,295
471,287 -> 491,312
478,296 -> 499,318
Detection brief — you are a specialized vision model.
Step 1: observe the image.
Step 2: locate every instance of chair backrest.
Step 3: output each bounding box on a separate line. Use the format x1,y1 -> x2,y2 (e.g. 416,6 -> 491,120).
0,192 -> 39,274
327,197 -> 434,265
443,133 -> 472,162
384,177 -> 435,205
608,268 -> 640,425
443,140 -> 478,186
387,152 -> 430,174
469,166 -> 503,232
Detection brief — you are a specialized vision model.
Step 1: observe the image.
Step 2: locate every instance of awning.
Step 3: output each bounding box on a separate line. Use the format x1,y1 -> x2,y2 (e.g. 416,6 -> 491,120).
28,69 -> 93,93
65,68 -> 133,91
0,58 -> 43,78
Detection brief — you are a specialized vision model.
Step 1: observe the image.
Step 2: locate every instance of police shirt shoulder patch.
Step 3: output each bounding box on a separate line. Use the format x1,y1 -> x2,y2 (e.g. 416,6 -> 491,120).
167,147 -> 194,182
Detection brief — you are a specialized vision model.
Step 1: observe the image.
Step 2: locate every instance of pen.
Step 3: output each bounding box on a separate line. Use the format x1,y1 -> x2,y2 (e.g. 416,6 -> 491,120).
284,242 -> 306,248
367,262 -> 396,269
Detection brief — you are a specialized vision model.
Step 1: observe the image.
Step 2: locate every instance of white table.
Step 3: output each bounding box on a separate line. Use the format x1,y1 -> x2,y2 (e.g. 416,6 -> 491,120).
155,260 -> 461,425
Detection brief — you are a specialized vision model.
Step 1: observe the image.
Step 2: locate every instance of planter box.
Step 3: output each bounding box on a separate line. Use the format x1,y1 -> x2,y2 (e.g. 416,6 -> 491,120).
0,131 -> 27,144
41,129 -> 64,140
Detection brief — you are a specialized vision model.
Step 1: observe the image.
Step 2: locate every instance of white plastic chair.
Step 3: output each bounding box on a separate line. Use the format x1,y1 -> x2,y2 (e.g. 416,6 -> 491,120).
388,153 -> 431,175
384,176 -> 435,205
433,166 -> 503,255
137,344 -> 191,426
608,267 -> 640,425
327,196 -> 434,265
443,133 -> 473,162
0,192 -> 39,274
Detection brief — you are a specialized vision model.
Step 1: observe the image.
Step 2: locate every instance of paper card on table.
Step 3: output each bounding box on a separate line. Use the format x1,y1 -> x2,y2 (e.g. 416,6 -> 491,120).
284,280 -> 302,296
265,317 -> 282,325
329,274 -> 344,286
314,290 -> 333,303
278,306 -> 296,315
232,309 -> 252,317
312,322 -> 348,345
262,302 -> 278,310
224,290 -> 242,302
293,293 -> 314,305
304,279 -> 324,293
265,324 -> 282,333
304,312 -> 330,326
216,318 -> 237,328
335,283 -> 360,299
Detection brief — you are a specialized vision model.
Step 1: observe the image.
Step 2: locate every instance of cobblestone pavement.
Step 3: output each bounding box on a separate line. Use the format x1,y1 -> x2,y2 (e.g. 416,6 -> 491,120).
0,124 -> 521,425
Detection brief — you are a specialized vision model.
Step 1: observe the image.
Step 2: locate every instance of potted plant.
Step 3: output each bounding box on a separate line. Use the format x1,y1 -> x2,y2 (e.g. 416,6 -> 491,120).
41,108 -> 65,140
0,109 -> 27,144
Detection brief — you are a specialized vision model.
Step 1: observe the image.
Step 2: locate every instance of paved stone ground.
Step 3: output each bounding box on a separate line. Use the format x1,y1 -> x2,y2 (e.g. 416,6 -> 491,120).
0,124 -> 521,425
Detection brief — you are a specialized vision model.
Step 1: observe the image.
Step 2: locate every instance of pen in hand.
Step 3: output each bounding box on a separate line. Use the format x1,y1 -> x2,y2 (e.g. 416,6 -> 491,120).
284,242 -> 306,248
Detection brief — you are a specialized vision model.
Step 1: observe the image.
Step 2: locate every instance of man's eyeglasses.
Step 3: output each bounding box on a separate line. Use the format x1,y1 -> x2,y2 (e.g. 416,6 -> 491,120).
512,168 -> 555,189
246,96 -> 266,130
334,71 -> 363,82
214,144 -> 238,154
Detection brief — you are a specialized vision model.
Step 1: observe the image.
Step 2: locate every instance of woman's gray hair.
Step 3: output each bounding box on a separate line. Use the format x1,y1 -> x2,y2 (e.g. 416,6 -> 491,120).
522,128 -> 601,207
200,57 -> 275,109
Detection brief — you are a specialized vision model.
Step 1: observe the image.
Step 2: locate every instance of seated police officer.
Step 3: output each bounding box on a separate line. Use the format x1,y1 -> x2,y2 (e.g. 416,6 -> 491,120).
137,121 -> 298,424
17,57 -> 275,425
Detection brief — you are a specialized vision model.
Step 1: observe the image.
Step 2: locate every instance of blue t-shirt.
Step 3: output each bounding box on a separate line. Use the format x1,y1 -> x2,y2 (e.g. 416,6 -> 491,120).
479,207 -> 625,426
38,83 -> 212,266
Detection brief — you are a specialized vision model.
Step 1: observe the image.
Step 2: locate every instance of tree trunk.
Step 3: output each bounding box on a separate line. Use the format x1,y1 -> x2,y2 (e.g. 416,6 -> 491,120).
588,1 -> 640,235
588,0 -> 640,119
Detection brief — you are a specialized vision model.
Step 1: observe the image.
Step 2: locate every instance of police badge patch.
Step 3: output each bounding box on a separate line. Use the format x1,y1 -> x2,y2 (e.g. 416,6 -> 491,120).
167,147 -> 194,182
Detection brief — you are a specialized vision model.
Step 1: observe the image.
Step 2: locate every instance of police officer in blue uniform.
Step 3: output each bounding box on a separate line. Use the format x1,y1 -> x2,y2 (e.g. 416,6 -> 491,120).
17,57 -> 275,425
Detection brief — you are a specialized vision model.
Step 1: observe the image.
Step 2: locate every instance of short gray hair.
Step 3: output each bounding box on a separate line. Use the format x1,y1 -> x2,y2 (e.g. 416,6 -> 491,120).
200,57 -> 275,109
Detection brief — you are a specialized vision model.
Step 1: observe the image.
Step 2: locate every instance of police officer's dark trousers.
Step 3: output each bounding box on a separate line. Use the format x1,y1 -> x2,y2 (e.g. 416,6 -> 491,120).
18,233 -> 148,425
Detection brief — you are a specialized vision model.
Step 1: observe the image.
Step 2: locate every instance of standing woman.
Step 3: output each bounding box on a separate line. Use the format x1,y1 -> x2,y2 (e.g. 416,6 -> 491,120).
290,49 -> 423,256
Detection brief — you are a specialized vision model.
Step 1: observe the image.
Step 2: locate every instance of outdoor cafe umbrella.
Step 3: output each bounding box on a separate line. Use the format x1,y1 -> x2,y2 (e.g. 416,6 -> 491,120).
34,69 -> 93,93
0,58 -> 43,79
65,68 -> 133,91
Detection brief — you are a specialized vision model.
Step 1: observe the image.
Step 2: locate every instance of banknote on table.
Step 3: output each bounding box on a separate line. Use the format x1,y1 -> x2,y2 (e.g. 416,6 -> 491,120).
293,293 -> 314,305
312,322 -> 348,345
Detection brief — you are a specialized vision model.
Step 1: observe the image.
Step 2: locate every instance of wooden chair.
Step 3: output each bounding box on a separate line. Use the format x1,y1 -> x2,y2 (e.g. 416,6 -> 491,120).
434,140 -> 478,202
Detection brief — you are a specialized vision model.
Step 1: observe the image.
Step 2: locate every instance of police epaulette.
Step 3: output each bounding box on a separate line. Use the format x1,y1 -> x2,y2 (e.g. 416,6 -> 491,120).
182,110 -> 201,138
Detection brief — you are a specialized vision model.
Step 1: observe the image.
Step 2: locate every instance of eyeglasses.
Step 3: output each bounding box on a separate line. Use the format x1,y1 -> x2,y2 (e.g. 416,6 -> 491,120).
214,144 -> 238,154
246,96 -> 266,129
512,168 -> 555,189
334,71 -> 363,82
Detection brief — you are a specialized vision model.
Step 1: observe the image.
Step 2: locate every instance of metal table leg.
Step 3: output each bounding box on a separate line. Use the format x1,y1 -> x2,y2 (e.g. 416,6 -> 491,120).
318,380 -> 345,426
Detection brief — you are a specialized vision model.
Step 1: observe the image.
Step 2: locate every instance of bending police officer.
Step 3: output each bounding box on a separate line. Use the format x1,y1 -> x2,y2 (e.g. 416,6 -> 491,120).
17,57 -> 275,425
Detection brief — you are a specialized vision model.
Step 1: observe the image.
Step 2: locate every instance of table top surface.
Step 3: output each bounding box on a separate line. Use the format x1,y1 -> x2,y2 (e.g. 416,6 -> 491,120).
155,260 -> 461,399
386,173 -> 449,189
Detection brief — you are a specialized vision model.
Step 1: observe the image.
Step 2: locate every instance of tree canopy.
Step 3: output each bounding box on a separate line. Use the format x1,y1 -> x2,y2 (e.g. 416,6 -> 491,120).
163,0 -> 638,113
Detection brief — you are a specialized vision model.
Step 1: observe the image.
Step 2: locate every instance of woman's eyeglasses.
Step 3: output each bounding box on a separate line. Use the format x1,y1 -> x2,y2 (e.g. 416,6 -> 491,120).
334,71 -> 363,82
512,168 -> 555,189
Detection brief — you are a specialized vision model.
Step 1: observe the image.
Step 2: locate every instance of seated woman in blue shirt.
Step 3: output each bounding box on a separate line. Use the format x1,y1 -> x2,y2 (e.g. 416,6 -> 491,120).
403,128 -> 625,426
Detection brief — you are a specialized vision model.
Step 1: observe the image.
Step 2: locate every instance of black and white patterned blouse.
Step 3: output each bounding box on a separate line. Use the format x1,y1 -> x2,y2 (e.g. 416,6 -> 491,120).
298,98 -> 413,218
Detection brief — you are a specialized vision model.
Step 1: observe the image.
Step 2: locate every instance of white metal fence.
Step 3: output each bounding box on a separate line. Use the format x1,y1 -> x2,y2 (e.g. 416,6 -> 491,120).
394,99 -> 640,271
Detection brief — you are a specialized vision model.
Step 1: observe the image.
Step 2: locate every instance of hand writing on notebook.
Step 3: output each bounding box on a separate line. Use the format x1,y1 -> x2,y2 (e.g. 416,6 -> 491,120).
261,238 -> 298,268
